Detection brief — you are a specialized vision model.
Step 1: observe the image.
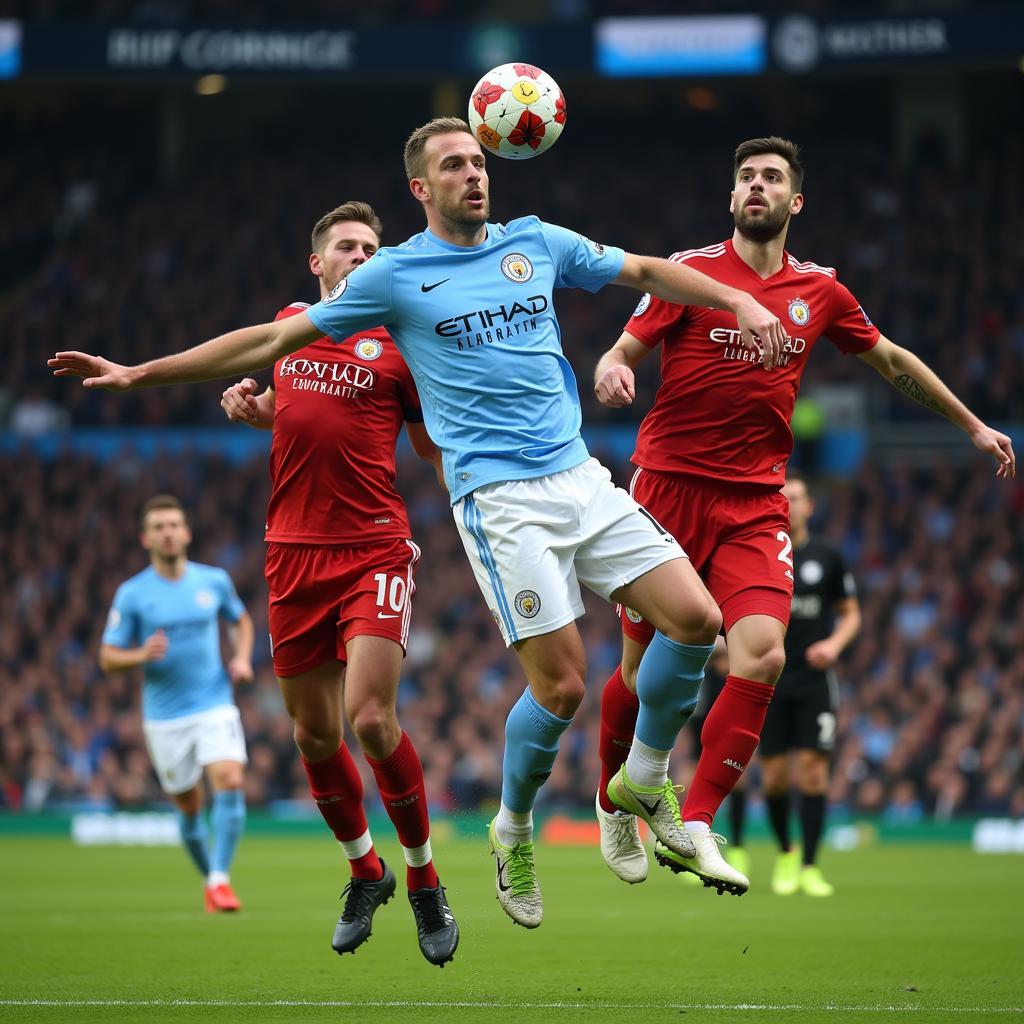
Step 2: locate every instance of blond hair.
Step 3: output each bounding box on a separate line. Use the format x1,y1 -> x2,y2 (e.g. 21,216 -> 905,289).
403,117 -> 474,180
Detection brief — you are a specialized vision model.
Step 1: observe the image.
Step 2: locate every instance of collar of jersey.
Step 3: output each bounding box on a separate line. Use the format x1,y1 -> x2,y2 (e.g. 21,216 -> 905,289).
423,225 -> 494,253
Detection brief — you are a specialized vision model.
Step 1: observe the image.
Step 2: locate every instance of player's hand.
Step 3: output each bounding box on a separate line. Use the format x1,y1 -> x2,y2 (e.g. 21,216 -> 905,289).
221,379 -> 260,423
805,638 -> 840,670
734,296 -> 787,372
227,657 -> 254,685
143,630 -> 169,662
595,365 -> 636,407
970,424 -> 1016,479
48,352 -> 137,390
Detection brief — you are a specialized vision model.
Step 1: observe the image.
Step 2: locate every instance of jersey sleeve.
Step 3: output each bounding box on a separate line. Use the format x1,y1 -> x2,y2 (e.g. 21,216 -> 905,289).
540,222 -> 625,293
623,291 -> 689,348
216,570 -> 246,624
101,583 -> 141,649
306,254 -> 393,343
825,280 -> 880,354
828,549 -> 857,604
274,303 -> 309,323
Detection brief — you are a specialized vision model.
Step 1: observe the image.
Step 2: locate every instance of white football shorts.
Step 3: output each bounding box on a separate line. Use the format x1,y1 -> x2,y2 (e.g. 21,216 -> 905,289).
143,704 -> 248,795
453,457 -> 685,646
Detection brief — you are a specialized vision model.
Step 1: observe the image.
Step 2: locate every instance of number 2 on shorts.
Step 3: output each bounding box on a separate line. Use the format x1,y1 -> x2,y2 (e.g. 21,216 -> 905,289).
776,531 -> 793,568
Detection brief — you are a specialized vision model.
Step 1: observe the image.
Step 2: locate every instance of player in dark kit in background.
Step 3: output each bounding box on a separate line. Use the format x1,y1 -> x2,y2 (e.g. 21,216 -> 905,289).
593,136 -> 1014,895
759,470 -> 860,897
219,201 -> 458,966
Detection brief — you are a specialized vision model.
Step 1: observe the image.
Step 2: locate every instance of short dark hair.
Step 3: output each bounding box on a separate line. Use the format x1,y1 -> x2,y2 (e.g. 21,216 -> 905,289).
734,137 -> 803,193
310,201 -> 383,254
141,494 -> 185,529
403,117 -> 474,180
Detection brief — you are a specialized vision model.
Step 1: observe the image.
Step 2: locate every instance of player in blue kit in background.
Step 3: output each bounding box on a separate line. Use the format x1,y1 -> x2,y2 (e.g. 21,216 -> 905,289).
100,495 -> 255,912
52,117 -> 788,929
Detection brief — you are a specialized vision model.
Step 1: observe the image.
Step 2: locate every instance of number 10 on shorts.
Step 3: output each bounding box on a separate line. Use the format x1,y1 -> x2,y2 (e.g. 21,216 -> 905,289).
374,572 -> 407,615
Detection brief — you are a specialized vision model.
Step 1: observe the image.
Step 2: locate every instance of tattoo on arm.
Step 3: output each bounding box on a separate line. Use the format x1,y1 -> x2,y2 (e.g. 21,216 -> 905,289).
892,373 -> 945,415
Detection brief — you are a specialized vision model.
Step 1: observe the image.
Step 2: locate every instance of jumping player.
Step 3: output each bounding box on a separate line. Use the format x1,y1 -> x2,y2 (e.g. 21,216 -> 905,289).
593,136 -> 1014,895
219,201 -> 458,966
50,116 -> 789,929
100,495 -> 253,912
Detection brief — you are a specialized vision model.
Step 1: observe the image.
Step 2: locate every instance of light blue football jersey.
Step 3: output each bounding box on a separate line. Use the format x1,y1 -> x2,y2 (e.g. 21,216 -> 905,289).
306,216 -> 625,503
102,562 -> 246,721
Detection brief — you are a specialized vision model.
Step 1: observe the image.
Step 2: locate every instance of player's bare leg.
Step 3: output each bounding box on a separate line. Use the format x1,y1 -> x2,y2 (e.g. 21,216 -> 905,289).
606,558 -> 720,861
663,613 -> 786,894
203,759 -> 246,911
489,623 -> 586,928
282,662 -> 394,956
795,748 -> 833,896
762,752 -> 799,894
344,635 -> 458,965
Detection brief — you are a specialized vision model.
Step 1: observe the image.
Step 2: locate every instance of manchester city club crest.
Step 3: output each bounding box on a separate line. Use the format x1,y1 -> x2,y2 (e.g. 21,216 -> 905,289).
354,337 -> 383,361
788,297 -> 810,326
195,589 -> 215,610
514,590 -> 541,618
324,278 -> 348,303
501,253 -> 534,283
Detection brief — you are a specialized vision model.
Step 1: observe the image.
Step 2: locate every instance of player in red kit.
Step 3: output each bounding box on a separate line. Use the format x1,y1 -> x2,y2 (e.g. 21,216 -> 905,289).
593,137 -> 1015,894
219,202 -> 458,966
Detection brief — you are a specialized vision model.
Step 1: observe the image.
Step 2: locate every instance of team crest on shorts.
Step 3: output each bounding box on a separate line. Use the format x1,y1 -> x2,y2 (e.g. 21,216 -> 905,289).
501,253 -> 534,283
514,590 -> 541,618
624,607 -> 644,624
324,278 -> 348,303
788,298 -> 810,326
354,337 -> 383,361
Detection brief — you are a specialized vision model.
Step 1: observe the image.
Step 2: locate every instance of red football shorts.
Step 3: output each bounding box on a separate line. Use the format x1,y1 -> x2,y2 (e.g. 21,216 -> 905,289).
266,538 -> 421,678
619,468 -> 792,640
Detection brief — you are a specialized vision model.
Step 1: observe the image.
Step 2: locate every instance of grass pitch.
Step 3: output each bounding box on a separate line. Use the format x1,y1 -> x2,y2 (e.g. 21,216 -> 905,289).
1,834 -> 1020,1024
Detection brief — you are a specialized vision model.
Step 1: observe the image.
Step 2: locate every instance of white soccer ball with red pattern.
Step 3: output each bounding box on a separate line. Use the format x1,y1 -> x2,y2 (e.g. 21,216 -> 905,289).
468,63 -> 566,160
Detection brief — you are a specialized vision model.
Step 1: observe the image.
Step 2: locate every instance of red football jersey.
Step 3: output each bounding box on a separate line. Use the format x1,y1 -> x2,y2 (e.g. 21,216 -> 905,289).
265,303 -> 423,545
626,240 -> 879,486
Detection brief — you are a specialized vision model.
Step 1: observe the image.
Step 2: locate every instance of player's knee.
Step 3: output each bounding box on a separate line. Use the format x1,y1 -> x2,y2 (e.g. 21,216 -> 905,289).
350,703 -> 400,757
660,596 -> 722,646
293,721 -> 341,762
749,644 -> 785,683
533,676 -> 584,719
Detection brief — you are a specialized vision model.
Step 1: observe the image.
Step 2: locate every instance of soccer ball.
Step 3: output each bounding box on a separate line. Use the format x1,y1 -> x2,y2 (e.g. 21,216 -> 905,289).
468,63 -> 566,160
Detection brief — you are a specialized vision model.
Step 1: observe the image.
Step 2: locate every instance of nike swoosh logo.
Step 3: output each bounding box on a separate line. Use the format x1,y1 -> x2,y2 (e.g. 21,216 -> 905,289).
496,858 -> 512,892
636,796 -> 661,816
377,612 -> 400,619
420,279 -> 450,292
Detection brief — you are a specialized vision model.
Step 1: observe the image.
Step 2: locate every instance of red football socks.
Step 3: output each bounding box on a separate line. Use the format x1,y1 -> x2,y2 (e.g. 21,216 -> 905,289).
302,744 -> 383,881
682,675 -> 774,825
367,732 -> 439,891
598,666 -> 640,813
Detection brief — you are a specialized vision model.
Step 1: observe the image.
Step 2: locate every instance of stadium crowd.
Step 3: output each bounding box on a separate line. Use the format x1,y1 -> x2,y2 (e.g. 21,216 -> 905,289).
0,445 -> 1021,822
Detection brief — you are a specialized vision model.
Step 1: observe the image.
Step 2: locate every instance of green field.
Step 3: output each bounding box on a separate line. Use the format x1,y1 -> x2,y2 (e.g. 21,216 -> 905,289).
1,835 -> 1020,1024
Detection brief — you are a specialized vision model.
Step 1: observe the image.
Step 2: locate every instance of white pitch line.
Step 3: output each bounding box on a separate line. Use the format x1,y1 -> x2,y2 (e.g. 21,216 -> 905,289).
0,1000 -> 1021,1014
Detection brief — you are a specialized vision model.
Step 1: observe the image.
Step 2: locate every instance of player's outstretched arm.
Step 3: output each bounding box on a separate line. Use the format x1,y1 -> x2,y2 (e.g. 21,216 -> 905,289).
222,380 -> 275,429
858,335 -> 1015,478
99,631 -> 167,673
49,313 -> 321,391
594,332 -> 650,408
615,253 -> 788,370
